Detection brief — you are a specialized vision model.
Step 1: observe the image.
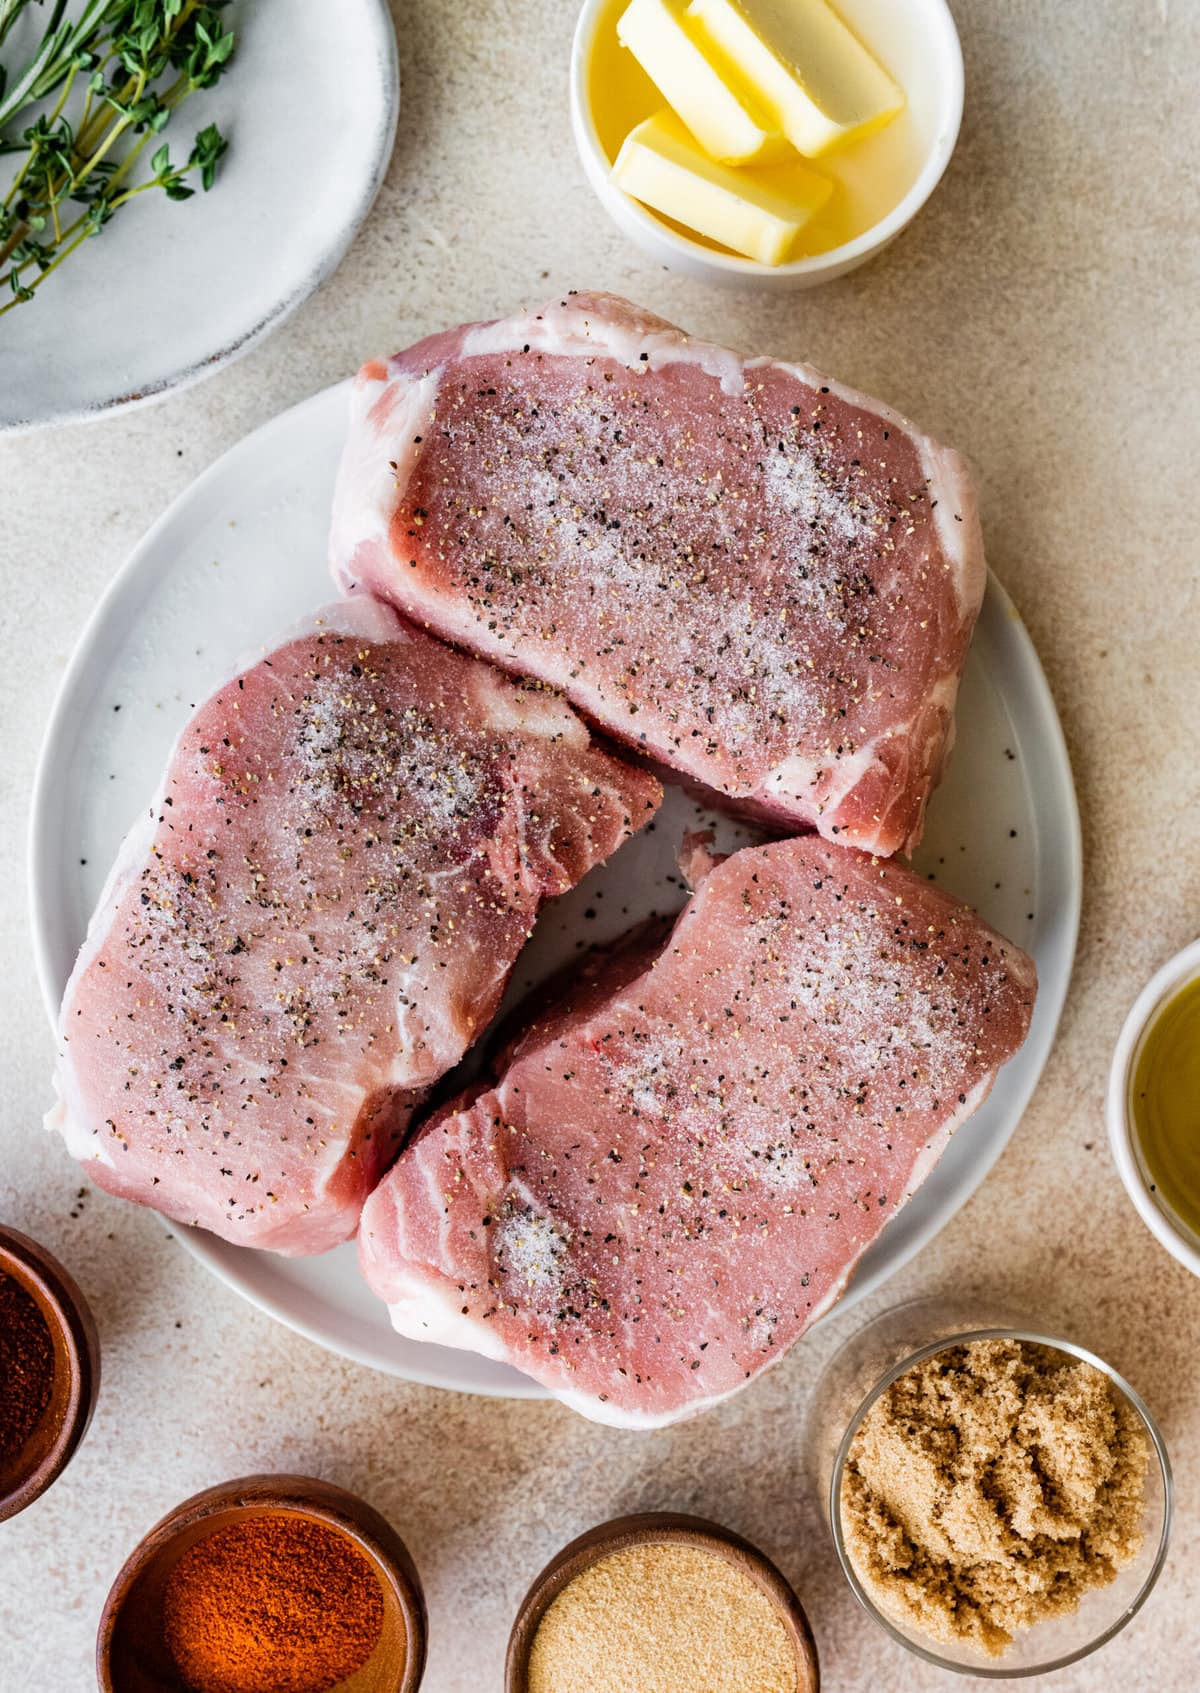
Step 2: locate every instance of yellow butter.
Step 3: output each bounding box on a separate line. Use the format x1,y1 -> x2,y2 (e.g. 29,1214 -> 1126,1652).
613,108 -> 832,264
616,0 -> 784,164
687,0 -> 903,157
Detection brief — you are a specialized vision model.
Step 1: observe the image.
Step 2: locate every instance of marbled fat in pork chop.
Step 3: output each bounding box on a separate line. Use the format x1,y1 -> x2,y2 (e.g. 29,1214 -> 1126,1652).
331,292 -> 985,856
48,598 -> 661,1254
359,837 -> 1035,1425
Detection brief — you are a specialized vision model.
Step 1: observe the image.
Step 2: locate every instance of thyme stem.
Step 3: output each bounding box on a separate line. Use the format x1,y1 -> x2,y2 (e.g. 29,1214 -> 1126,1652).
0,0 -> 234,311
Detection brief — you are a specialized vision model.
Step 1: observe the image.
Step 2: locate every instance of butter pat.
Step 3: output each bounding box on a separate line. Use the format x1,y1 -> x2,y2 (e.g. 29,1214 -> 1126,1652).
613,109 -> 832,264
687,0 -> 903,157
616,0 -> 784,164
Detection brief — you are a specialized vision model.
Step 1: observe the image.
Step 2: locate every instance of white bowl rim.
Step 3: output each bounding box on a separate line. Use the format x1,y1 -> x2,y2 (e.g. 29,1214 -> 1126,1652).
569,0 -> 965,279
1106,937 -> 1200,1277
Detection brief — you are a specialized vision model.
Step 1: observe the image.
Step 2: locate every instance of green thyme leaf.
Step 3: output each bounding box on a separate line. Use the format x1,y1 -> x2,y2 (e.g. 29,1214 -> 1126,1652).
0,0 -> 237,313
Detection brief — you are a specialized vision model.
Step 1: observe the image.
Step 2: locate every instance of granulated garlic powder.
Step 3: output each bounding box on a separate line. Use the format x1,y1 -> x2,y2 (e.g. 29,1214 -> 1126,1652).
840,1338 -> 1149,1655
526,1541 -> 798,1693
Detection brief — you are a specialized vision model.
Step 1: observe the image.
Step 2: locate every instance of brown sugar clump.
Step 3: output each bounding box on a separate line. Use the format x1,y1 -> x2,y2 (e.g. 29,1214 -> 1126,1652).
839,1339 -> 1149,1655
527,1542 -> 798,1693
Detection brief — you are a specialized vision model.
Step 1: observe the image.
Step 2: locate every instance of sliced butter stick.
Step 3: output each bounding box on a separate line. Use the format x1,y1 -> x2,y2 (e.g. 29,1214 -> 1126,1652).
613,109 -> 831,264
616,0 -> 785,164
688,0 -> 903,157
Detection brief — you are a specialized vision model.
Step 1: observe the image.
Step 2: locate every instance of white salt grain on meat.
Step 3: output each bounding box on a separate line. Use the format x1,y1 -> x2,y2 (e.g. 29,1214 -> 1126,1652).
47,599 -> 661,1254
331,291 -> 986,855
359,837 -> 1036,1425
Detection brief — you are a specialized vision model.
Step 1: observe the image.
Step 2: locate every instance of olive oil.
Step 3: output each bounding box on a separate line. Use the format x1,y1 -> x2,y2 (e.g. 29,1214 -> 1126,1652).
1132,975 -> 1200,1239
587,0 -> 922,260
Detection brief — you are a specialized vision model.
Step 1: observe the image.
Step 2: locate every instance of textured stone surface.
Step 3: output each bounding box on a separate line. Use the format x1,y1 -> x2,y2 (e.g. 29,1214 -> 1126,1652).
1,2 -> 1197,1688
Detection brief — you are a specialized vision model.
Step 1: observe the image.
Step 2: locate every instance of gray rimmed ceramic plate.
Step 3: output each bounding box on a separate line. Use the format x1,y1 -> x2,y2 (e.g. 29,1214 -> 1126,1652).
0,0 -> 397,434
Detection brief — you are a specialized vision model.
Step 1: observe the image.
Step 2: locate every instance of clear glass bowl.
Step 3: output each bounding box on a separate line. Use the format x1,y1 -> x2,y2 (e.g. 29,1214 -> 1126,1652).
806,1300 -> 1172,1677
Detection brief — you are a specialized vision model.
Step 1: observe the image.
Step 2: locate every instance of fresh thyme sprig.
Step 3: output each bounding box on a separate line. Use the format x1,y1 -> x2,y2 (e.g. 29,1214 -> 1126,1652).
0,0 -> 235,318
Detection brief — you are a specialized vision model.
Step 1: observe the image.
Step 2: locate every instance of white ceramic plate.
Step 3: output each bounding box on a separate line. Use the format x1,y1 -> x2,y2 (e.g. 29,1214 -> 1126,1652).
29,380 -> 1081,1400
0,0 -> 397,434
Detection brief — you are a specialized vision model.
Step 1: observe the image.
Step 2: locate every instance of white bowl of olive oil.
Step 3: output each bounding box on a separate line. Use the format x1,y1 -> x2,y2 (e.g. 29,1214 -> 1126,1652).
570,0 -> 963,288
1107,939 -> 1200,1278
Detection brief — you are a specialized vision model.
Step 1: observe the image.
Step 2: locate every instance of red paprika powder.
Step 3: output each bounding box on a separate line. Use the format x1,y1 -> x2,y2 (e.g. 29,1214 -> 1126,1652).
162,1512 -> 386,1693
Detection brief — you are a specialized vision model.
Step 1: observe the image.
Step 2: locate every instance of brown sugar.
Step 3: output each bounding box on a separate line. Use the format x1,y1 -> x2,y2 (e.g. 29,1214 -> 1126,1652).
527,1541 -> 798,1693
840,1338 -> 1149,1655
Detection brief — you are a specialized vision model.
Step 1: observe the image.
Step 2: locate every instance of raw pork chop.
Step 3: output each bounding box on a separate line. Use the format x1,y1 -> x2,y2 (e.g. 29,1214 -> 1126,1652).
359,837 -> 1035,1425
48,598 -> 661,1254
330,291 -> 985,856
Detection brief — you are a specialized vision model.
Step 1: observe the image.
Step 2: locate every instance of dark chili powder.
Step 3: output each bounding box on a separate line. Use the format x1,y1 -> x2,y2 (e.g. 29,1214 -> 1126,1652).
0,1270 -> 55,1466
162,1513 -> 386,1693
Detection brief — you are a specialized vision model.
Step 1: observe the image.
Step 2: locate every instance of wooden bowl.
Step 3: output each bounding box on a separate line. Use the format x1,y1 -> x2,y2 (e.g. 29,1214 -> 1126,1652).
97,1474 -> 426,1693
506,1511 -> 819,1692
0,1224 -> 100,1521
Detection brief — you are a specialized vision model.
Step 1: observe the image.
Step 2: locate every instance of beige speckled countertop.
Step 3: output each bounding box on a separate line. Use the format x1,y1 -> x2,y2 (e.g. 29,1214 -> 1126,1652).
2,2 -> 1198,1688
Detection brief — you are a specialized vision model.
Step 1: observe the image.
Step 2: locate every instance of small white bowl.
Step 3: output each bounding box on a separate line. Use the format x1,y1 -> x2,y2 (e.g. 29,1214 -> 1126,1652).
1107,938 -> 1200,1277
569,0 -> 964,289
